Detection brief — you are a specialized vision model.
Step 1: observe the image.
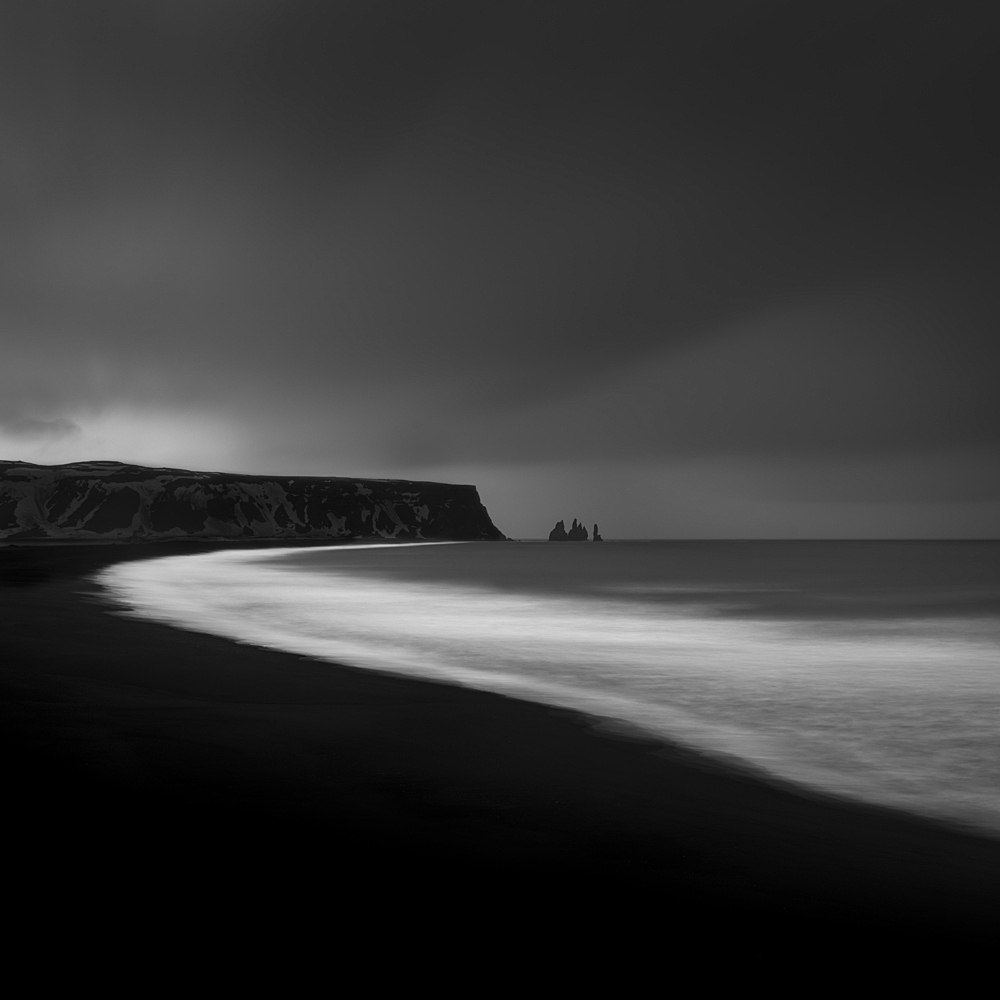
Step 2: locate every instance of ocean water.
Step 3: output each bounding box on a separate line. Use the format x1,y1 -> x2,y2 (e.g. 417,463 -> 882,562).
96,540 -> 1000,834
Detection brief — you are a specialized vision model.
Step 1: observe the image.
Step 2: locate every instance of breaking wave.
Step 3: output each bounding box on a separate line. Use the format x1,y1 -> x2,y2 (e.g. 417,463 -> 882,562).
97,542 -> 1000,836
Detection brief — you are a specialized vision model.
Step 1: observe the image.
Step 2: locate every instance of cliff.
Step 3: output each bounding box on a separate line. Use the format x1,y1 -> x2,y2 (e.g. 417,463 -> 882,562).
0,461 -> 506,543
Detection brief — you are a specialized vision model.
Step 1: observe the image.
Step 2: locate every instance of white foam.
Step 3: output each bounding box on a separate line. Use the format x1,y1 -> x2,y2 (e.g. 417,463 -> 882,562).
98,545 -> 1000,835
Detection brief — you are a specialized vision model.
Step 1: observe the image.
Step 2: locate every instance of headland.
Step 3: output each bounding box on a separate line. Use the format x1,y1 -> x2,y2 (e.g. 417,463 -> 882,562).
0,460 -> 505,542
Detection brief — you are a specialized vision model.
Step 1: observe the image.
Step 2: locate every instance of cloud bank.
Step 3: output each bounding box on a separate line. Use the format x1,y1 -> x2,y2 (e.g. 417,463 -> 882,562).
2,2 -> 997,535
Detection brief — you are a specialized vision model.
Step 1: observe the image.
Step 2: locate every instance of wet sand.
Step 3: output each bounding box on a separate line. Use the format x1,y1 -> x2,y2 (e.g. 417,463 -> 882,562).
3,543 -> 999,946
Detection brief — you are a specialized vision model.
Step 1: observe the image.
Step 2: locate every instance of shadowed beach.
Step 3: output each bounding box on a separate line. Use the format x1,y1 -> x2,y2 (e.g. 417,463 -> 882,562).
4,543 -> 1000,946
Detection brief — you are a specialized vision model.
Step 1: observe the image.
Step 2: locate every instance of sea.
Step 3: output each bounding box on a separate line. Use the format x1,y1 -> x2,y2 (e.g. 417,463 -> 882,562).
96,540 -> 1000,835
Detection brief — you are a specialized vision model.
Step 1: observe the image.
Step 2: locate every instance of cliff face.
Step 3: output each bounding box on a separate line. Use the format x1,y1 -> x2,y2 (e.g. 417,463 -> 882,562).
0,461 -> 506,543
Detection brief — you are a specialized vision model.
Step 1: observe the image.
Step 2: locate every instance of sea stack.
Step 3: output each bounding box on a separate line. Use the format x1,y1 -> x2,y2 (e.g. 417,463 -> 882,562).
549,517 -> 600,540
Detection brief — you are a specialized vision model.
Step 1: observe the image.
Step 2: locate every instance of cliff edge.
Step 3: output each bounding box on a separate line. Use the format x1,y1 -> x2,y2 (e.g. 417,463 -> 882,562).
0,461 -> 506,543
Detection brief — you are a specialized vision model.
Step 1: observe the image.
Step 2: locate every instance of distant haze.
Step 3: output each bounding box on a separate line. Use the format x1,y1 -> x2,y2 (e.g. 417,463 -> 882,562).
2,2 -> 997,537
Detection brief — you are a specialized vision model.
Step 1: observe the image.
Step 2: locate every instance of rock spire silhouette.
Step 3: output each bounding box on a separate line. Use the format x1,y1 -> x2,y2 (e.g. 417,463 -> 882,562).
549,518 -> 599,540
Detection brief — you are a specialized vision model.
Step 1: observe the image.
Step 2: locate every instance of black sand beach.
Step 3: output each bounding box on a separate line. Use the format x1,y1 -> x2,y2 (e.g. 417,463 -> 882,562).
4,543 -> 999,948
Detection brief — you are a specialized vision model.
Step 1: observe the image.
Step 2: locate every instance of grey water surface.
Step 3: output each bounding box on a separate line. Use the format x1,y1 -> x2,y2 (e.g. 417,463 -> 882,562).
99,540 -> 1000,835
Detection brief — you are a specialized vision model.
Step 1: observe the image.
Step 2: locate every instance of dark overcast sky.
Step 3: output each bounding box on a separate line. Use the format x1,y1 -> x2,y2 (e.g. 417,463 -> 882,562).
2,1 -> 998,536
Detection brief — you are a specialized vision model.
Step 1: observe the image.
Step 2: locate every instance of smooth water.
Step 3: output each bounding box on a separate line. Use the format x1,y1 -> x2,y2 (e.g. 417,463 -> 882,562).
97,540 -> 1000,834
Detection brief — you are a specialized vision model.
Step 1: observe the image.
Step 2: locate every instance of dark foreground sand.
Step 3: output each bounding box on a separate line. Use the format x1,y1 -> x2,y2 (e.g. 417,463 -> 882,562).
3,543 -> 999,950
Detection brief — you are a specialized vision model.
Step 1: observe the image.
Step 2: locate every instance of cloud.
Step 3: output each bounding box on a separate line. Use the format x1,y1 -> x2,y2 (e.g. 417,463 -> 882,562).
1,3 -> 998,536
0,416 -> 80,442
381,279 -> 998,466
0,406 -> 249,470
